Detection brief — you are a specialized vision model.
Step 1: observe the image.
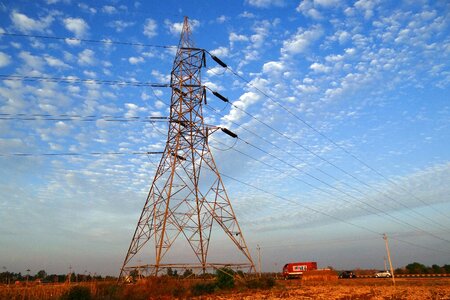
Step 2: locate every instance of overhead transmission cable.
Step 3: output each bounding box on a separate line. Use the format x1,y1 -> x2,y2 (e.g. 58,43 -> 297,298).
0,151 -> 164,157
213,170 -> 450,255
0,32 -> 176,49
0,74 -> 170,87
205,51 -> 450,221
205,55 -> 450,231
214,128 -> 450,244
0,113 -> 168,122
207,87 -> 450,234
205,103 -> 450,234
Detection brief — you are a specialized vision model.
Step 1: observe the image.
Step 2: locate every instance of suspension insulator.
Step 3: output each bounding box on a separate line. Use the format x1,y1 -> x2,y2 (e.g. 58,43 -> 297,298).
221,127 -> 238,138
212,91 -> 229,103
203,87 -> 207,104
211,55 -> 228,68
173,87 -> 187,97
202,51 -> 206,67
170,151 -> 186,161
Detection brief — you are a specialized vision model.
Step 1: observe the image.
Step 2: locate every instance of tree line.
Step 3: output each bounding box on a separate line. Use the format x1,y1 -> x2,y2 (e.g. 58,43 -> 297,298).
0,269 -> 116,284
1,261 -> 449,284
395,262 -> 450,274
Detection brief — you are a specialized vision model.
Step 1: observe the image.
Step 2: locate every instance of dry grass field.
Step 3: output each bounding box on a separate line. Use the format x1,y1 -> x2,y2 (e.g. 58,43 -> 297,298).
0,277 -> 449,299
224,278 -> 450,300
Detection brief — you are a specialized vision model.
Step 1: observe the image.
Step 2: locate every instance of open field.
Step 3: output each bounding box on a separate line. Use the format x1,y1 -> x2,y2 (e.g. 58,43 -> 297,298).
1,277 -> 449,299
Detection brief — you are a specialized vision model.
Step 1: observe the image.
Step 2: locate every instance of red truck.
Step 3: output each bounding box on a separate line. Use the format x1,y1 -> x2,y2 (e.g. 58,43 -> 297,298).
283,261 -> 317,279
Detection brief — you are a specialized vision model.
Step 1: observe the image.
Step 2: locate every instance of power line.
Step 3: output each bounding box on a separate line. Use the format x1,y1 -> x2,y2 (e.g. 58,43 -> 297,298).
212,133 -> 450,244
206,104 -> 450,234
207,53 -> 450,221
0,32 -> 176,49
0,74 -> 170,87
0,151 -> 164,157
0,113 -> 168,122
206,91 -> 450,234
217,171 -> 450,254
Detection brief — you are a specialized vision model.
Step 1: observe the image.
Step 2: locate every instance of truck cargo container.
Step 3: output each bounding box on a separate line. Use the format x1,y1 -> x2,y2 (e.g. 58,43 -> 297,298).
283,261 -> 318,279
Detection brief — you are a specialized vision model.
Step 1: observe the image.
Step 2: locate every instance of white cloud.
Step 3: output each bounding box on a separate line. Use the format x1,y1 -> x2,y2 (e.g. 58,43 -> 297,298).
262,61 -> 285,74
355,0 -> 379,19
229,32 -> 249,48
310,62 -> 331,72
54,121 -> 71,136
129,56 -> 144,64
141,92 -> 150,101
124,103 -> 146,118
250,20 -> 272,49
239,11 -> 256,18
246,0 -> 285,8
65,38 -> 81,46
204,81 -> 221,91
78,3 -> 97,14
83,70 -> 96,77
19,51 -> 45,70
155,100 -> 165,109
0,52 -> 12,68
10,11 -> 54,33
151,70 -> 170,82
296,0 -> 323,19
165,19 -> 200,36
44,55 -> 70,68
63,17 -> 89,38
143,18 -> 157,38
216,15 -> 228,23
102,5 -> 117,14
109,20 -> 135,32
207,66 -> 226,77
78,49 -> 95,65
221,91 -> 261,123
314,0 -> 340,7
281,26 -> 323,56
210,46 -> 230,58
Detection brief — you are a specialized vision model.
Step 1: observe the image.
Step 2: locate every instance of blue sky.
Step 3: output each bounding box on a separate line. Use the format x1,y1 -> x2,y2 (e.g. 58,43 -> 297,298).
0,0 -> 449,275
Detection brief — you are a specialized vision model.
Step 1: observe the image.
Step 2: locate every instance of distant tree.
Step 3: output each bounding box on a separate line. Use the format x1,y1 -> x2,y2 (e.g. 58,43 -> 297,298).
394,268 -> 405,275
442,264 -> 450,274
405,262 -> 427,274
431,264 -> 442,274
166,267 -> 178,277
182,269 -> 193,278
36,270 -> 47,279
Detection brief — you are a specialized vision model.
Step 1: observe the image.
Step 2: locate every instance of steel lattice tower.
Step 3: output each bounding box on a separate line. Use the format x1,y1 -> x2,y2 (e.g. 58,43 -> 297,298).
119,17 -> 255,279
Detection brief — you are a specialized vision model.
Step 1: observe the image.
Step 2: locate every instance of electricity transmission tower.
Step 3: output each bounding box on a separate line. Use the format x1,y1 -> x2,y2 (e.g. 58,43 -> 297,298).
119,17 -> 255,279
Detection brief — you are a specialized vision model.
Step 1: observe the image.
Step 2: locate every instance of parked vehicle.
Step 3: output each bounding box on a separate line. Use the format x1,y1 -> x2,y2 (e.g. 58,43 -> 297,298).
375,270 -> 392,278
339,270 -> 356,278
283,262 -> 317,279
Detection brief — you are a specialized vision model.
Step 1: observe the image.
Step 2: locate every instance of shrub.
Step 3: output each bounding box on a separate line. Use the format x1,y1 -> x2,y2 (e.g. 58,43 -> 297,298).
216,268 -> 235,289
245,276 -> 276,289
191,282 -> 216,296
60,285 -> 91,300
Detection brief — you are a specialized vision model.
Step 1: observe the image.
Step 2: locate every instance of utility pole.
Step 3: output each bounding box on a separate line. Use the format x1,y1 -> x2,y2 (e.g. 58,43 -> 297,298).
257,245 -> 261,277
383,233 -> 395,285
119,16 -> 255,280
384,256 -> 387,271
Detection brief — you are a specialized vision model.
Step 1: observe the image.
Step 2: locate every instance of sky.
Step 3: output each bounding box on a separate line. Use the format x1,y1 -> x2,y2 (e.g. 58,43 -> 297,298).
0,0 -> 449,276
